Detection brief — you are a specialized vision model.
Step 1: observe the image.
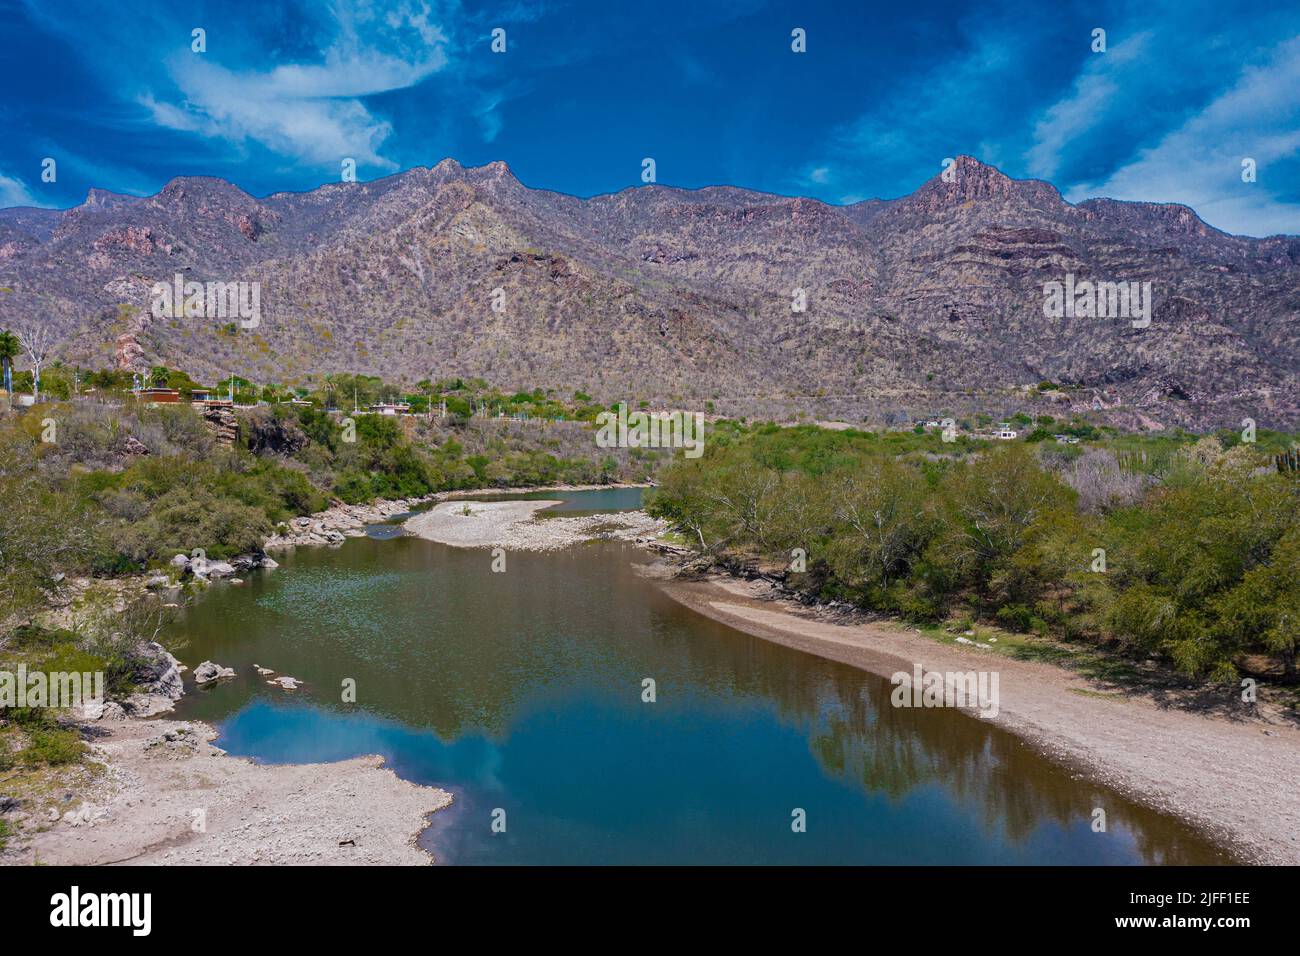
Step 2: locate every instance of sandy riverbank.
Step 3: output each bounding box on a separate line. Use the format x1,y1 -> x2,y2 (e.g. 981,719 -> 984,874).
263,484 -> 653,550
404,499 -> 666,551
11,714 -> 451,866
654,571 -> 1300,865
436,481 -> 651,499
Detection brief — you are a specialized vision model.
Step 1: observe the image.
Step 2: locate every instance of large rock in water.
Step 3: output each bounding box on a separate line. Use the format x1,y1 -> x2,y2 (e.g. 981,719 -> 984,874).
193,660 -> 236,684
136,641 -> 185,700
191,558 -> 237,579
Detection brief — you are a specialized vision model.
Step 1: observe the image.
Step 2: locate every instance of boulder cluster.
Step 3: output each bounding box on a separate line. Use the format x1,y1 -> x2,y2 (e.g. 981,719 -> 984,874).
168,551 -> 278,581
262,496 -> 431,549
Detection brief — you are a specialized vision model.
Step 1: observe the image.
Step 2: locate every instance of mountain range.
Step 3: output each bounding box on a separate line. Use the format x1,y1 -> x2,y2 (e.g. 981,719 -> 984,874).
1,155 -> 1297,428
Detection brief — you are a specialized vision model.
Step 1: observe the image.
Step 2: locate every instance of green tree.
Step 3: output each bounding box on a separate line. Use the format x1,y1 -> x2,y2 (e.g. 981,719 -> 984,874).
933,444 -> 1075,598
0,330 -> 19,406
825,459 -> 931,592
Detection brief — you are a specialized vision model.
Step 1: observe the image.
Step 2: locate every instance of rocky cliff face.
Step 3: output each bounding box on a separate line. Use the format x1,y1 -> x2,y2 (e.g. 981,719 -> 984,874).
1,155 -> 1296,428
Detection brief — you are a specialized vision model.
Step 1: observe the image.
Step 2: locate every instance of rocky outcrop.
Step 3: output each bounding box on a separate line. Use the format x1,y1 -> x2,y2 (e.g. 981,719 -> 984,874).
91,224 -> 169,256
136,641 -> 185,701
245,408 -> 308,456
80,642 -> 187,720
144,724 -> 203,755
263,496 -> 431,549
191,558 -> 236,579
202,406 -> 239,446
171,552 -> 275,579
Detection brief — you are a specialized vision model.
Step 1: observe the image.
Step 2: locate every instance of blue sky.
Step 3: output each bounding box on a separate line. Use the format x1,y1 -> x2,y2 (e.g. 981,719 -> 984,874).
1,0 -> 1297,236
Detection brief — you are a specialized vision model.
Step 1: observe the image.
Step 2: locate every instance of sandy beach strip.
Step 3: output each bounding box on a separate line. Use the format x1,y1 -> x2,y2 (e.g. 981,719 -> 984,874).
404,499 -> 665,551
15,716 -> 451,866
655,572 -> 1300,865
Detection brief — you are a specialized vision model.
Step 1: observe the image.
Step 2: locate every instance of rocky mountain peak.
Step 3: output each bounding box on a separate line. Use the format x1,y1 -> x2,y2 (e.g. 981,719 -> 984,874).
908,154 -> 1063,213
83,187 -> 135,211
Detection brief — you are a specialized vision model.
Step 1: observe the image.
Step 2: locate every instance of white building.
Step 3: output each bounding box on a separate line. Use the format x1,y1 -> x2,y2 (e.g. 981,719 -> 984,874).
368,402 -> 411,416
994,422 -> 1018,440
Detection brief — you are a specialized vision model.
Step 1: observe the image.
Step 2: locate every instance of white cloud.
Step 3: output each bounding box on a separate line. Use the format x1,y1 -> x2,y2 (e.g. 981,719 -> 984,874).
1025,33 -> 1150,179
475,92 -> 505,143
1065,37 -> 1300,237
139,1 -> 452,170
0,171 -> 51,208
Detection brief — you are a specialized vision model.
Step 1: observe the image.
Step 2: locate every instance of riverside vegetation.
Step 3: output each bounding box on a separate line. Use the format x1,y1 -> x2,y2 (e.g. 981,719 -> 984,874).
0,370 -> 667,804
3,369 -> 1297,833
1,370 -> 665,620
647,421 -> 1300,686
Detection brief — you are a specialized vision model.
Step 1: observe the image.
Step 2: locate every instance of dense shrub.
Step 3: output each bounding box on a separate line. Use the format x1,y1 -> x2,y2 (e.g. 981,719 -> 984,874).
649,426 -> 1300,681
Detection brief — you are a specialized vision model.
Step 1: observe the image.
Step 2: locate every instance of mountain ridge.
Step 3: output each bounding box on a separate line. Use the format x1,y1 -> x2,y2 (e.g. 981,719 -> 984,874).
1,155 -> 1297,428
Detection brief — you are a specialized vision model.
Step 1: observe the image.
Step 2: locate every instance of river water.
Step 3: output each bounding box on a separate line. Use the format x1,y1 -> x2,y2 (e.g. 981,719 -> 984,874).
167,489 -> 1231,864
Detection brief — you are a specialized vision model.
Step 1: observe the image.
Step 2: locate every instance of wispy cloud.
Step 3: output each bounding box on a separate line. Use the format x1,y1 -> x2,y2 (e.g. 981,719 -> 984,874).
20,0 -> 460,176
0,171 -> 52,208
1025,32 -> 1152,180
797,1 -> 1300,235
140,2 -> 452,169
794,9 -> 1049,199
1066,36 -> 1300,237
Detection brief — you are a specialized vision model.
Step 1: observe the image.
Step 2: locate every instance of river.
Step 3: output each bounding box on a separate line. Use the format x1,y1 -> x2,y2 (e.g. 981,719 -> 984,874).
166,489 -> 1231,864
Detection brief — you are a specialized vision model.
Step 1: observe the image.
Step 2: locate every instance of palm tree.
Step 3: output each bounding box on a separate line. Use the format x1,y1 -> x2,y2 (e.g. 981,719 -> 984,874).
0,330 -> 18,408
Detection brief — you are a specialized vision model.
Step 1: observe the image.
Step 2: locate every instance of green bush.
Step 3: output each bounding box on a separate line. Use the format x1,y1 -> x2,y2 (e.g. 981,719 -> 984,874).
995,604 -> 1035,632
648,422 -> 1300,681
19,727 -> 86,766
